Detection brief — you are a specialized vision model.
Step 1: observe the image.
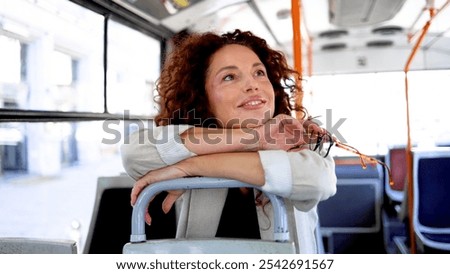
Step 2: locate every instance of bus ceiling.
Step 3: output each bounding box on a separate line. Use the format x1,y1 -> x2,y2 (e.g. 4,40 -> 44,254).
105,0 -> 450,74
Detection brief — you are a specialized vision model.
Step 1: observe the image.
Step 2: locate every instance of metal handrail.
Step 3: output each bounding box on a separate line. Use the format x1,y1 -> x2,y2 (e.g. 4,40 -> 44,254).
130,177 -> 290,243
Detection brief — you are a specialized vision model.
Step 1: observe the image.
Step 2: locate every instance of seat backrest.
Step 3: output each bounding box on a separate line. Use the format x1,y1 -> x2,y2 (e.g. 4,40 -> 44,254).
83,174 -> 176,254
413,148 -> 450,229
0,237 -> 77,254
412,148 -> 450,251
385,146 -> 407,203
319,157 -> 383,233
123,177 -> 295,254
334,157 -> 383,179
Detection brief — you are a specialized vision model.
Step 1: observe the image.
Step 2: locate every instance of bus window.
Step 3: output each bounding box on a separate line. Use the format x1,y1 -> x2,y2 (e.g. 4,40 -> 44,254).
106,19 -> 160,117
0,0 -> 160,254
0,0 -> 104,112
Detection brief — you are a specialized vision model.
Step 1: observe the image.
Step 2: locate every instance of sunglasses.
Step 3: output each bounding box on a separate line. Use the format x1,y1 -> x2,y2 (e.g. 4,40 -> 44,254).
305,118 -> 394,186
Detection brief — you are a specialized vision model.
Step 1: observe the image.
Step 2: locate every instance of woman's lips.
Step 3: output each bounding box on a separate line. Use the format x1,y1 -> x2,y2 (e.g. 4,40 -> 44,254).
238,97 -> 267,109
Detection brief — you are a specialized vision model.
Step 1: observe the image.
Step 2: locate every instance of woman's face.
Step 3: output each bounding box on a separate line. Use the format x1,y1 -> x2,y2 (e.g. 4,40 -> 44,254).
205,44 -> 275,128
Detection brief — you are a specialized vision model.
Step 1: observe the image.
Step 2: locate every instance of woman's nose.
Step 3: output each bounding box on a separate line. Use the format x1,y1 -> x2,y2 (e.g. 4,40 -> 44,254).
244,76 -> 259,92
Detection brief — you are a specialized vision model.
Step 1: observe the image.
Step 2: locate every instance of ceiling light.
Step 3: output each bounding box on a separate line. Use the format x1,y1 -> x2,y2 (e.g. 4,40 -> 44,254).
321,43 -> 347,51
372,26 -> 403,35
318,30 -> 349,38
276,9 -> 291,20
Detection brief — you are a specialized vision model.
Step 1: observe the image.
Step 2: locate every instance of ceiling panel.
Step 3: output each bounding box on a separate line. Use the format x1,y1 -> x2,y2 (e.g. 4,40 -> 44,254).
107,0 -> 450,72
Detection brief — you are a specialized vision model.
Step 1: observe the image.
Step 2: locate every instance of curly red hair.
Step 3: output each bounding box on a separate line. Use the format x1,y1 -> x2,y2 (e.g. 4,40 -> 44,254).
155,29 -> 305,127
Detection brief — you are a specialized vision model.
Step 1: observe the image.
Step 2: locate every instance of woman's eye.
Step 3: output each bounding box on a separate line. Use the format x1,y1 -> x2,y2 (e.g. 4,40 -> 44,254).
223,74 -> 235,81
255,69 -> 266,77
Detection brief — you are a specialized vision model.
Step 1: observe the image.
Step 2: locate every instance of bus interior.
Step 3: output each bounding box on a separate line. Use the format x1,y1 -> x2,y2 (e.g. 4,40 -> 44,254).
1,0 -> 450,254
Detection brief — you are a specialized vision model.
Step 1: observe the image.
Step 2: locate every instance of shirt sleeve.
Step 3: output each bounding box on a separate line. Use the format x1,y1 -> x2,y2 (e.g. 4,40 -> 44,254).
258,149 -> 337,212
120,124 -> 196,180
258,150 -> 293,196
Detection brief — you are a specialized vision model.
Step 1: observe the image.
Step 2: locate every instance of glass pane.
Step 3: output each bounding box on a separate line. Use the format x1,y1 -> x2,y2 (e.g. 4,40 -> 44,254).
107,19 -> 161,117
0,120 -> 134,253
0,36 -> 21,84
305,70 -> 450,156
0,0 -> 104,112
408,70 -> 450,147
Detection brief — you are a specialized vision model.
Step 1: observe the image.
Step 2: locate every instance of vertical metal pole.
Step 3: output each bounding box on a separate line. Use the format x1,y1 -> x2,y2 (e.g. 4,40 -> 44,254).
103,14 -> 109,114
403,7 -> 436,254
291,0 -> 304,118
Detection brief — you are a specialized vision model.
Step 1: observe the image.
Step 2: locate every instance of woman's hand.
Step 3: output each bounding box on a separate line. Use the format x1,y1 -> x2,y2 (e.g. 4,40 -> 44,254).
131,164 -> 190,225
254,114 -> 308,151
253,114 -> 330,152
302,118 -> 328,138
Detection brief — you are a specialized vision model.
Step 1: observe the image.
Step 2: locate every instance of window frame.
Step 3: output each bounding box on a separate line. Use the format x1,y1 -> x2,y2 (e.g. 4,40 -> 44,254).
0,0 -> 173,123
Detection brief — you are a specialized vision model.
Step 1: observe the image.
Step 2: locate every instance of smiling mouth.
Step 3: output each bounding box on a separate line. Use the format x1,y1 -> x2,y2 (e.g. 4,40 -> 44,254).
238,99 -> 266,107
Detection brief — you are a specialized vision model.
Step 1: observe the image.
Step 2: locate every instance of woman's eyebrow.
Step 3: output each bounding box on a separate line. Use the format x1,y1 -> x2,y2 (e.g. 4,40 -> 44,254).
215,62 -> 265,76
215,65 -> 238,76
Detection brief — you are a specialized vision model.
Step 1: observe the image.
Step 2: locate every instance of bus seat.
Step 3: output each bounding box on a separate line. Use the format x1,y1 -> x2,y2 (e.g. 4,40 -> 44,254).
319,159 -> 383,233
385,146 -> 408,203
0,237 -> 77,254
123,177 -> 296,254
379,147 -> 409,253
318,157 -> 385,253
381,147 -> 409,253
83,174 -> 176,254
412,148 -> 450,253
334,162 -> 382,179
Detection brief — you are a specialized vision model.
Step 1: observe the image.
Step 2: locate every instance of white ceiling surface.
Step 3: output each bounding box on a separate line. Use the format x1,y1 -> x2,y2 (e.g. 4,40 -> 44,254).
187,0 -> 450,73
257,0 -> 450,73
117,0 -> 450,73
256,0 -> 450,42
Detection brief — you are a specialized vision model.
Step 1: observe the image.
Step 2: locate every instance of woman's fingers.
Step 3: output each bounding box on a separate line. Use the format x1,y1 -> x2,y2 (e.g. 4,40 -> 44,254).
256,114 -> 307,150
162,190 -> 184,214
139,191 -> 183,226
145,211 -> 152,225
130,180 -> 149,206
130,164 -> 190,226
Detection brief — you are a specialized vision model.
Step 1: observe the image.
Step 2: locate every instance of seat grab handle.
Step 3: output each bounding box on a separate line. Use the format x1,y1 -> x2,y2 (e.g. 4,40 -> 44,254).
130,177 -> 290,243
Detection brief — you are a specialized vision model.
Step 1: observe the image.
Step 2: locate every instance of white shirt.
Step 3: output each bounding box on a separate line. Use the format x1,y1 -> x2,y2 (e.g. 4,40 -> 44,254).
121,125 -> 337,253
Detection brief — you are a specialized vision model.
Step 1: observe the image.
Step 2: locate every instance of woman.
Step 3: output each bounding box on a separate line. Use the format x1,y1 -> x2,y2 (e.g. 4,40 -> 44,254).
121,29 -> 336,253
